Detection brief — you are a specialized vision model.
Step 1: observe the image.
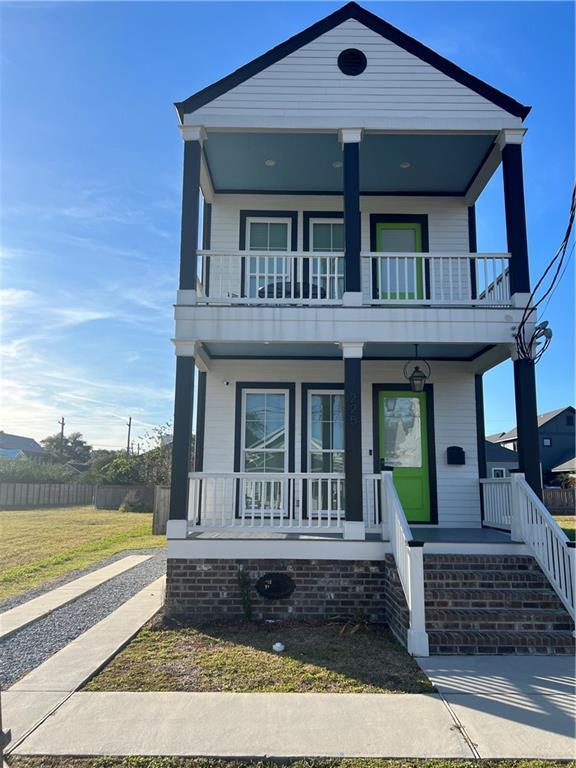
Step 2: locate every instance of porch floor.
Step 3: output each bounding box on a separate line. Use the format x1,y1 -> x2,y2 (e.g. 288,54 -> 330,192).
409,527 -> 511,544
185,527 -> 512,543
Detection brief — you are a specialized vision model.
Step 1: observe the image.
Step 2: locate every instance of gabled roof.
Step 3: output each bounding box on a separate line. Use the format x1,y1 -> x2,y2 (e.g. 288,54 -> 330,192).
487,406 -> 576,443
485,440 -> 519,463
175,2 -> 530,122
0,431 -> 46,455
551,457 -> 576,474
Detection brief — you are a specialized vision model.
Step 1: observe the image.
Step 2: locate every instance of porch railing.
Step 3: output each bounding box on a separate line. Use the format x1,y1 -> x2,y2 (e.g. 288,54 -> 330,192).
188,472 -> 382,531
195,250 -> 511,307
364,252 -> 511,306
481,474 -> 575,620
381,471 -> 429,656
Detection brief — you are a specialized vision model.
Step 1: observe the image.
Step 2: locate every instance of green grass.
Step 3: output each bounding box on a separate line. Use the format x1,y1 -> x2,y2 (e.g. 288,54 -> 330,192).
556,515 -> 575,541
0,506 -> 165,601
84,619 -> 433,694
8,757 -> 575,768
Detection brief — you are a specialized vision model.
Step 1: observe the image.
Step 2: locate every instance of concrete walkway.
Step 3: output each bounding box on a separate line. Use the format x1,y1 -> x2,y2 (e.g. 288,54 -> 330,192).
12,691 -> 472,758
0,554 -> 152,639
3,576 -> 164,752
418,655 -> 576,759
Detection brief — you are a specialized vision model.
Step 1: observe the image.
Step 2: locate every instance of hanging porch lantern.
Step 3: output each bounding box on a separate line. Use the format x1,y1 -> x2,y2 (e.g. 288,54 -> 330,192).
403,345 -> 431,392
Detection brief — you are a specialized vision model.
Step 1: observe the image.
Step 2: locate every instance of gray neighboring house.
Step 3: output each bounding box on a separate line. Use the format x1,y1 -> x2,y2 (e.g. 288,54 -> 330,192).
0,431 -> 48,461
487,406 -> 575,483
485,440 -> 519,478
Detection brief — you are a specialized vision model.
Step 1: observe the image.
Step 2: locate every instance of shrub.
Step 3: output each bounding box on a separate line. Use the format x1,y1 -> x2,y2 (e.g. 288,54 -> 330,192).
0,459 -> 75,484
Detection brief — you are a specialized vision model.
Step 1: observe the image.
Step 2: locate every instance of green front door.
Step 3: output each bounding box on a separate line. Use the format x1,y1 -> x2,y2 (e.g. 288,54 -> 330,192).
375,222 -> 424,300
378,390 -> 431,523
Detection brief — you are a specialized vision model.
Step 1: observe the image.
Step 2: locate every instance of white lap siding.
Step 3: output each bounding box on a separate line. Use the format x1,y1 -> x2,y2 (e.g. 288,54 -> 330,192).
201,359 -> 481,527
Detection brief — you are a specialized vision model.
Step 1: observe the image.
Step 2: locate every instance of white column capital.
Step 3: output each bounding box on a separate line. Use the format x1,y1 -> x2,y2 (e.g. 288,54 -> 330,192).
339,128 -> 364,145
496,128 -> 526,151
179,125 -> 207,143
341,342 -> 364,359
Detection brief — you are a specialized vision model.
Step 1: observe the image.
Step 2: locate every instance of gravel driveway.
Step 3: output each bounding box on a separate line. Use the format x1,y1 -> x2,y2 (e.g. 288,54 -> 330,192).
0,548 -> 166,688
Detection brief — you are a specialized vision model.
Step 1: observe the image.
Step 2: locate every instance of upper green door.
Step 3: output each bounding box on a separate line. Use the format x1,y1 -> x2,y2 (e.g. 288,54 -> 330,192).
375,222 -> 424,300
378,390 -> 431,523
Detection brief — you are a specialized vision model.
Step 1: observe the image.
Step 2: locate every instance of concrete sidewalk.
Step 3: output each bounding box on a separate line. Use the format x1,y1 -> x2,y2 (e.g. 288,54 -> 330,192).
4,576 -> 165,752
418,655 -> 576,759
11,691 -> 472,758
0,554 -> 152,639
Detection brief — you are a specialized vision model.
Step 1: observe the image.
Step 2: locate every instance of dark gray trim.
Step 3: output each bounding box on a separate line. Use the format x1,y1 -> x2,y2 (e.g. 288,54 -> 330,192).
179,141 -> 201,290
344,143 -> 361,293
344,358 -> 363,521
233,382 -> 296,473
468,204 -> 478,300
513,359 -> 542,498
371,383 -> 438,524
202,201 -> 212,295
169,356 -> 196,520
300,383 -> 345,472
175,3 -> 530,120
238,210 -> 298,251
194,371 -> 207,472
502,143 -> 531,295
302,211 -> 343,251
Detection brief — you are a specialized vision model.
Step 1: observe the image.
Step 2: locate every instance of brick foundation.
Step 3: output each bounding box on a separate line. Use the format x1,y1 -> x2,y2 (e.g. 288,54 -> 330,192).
165,557 -> 408,625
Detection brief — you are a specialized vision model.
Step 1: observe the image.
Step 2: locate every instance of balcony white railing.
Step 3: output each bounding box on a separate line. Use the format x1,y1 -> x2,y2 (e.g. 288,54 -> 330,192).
197,250 -> 344,305
363,251 -> 511,306
481,473 -> 575,620
195,250 -> 512,307
188,472 -> 382,532
380,471 -> 429,656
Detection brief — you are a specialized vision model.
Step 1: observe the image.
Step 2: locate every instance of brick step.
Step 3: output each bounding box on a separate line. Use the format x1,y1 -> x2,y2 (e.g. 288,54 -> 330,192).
428,629 -> 576,655
424,559 -> 541,572
425,588 -> 566,610
424,570 -> 550,588
426,608 -> 574,632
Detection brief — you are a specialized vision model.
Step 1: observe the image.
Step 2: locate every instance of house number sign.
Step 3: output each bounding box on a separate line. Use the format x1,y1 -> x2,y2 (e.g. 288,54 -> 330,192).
255,573 -> 296,600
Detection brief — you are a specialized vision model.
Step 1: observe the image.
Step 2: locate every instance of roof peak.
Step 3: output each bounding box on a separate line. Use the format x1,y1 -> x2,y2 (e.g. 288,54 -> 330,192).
175,2 -> 530,122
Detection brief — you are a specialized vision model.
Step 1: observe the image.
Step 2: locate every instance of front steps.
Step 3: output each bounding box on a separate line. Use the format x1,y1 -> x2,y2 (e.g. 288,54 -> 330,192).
424,554 -> 575,655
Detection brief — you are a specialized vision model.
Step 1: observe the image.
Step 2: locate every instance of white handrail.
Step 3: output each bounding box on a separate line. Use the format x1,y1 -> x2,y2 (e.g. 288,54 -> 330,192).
380,471 -> 429,656
511,473 -> 575,620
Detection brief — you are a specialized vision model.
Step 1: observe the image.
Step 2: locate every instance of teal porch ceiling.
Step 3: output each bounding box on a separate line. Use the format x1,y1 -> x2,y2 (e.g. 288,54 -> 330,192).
203,132 -> 496,194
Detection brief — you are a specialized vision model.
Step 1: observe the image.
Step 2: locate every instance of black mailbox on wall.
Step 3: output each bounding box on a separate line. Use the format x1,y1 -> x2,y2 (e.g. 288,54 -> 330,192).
447,446 -> 465,465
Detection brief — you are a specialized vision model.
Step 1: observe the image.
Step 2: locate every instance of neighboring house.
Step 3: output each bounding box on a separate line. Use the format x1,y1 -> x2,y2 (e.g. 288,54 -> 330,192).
485,441 -> 519,479
550,457 -> 576,479
65,461 -> 91,474
164,3 -> 575,655
0,431 -> 48,461
488,406 -> 575,483
0,448 -> 26,460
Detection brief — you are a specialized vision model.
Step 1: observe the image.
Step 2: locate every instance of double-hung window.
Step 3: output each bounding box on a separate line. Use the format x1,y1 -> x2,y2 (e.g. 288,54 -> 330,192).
241,389 -> 288,515
307,390 -> 345,516
309,218 -> 344,300
246,218 -> 291,299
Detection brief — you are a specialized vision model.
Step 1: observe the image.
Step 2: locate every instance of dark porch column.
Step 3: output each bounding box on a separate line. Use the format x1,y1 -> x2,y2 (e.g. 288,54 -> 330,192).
170,132 -> 202,523
501,136 -> 542,498
340,129 -> 362,300
342,343 -> 364,539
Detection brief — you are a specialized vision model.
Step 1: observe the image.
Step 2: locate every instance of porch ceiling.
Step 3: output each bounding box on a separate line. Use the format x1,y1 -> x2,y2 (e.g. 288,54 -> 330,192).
203,131 -> 496,195
202,341 -> 493,361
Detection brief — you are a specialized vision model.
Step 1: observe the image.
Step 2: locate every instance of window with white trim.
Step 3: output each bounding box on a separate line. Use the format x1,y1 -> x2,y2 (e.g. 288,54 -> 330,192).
247,218 -> 292,299
309,218 -> 344,300
492,468 -> 506,478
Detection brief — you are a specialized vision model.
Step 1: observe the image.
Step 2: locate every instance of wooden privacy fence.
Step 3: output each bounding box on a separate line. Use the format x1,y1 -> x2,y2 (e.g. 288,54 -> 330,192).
544,488 -> 575,515
94,485 -> 154,511
0,483 -> 95,509
153,486 -> 170,535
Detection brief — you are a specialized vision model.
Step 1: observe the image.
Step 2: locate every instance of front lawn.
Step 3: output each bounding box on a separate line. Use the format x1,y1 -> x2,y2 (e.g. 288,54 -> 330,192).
556,515 -> 575,541
0,506 -> 164,601
84,618 -> 433,694
7,757 -> 574,768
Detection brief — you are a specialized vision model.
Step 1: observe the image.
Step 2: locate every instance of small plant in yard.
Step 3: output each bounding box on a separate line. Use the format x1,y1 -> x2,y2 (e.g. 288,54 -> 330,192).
330,609 -> 372,635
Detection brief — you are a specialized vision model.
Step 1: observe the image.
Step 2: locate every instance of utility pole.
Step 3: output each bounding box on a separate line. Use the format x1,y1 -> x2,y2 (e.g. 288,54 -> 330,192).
126,417 -> 132,455
58,417 -> 65,458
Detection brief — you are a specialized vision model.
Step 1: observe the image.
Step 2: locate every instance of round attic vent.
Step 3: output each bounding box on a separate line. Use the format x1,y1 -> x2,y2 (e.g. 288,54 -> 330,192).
337,48 -> 367,76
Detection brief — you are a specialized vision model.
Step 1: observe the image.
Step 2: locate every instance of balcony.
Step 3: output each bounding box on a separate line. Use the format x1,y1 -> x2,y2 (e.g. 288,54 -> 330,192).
196,250 -> 511,308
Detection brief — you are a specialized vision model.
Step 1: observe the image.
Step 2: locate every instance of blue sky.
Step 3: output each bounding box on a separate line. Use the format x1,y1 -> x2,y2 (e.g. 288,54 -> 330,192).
1,1 -> 574,449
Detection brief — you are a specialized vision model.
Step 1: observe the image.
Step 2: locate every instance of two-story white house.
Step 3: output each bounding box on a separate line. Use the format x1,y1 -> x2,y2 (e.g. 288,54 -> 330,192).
165,3 -> 575,656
